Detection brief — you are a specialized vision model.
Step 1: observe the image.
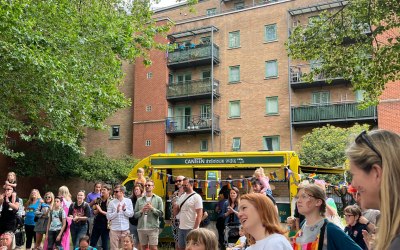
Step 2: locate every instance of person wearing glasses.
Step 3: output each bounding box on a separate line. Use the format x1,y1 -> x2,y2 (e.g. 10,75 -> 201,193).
343,205 -> 367,250
170,176 -> 185,250
291,184 -> 361,250
0,232 -> 15,250
106,185 -> 133,250
34,192 -> 54,250
175,178 -> 203,250
0,185 -> 20,235
346,129 -> 400,250
134,180 -> 163,250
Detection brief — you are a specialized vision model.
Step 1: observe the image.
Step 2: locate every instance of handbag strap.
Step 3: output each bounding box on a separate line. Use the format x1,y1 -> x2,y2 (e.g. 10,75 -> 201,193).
318,219 -> 329,250
179,193 -> 196,209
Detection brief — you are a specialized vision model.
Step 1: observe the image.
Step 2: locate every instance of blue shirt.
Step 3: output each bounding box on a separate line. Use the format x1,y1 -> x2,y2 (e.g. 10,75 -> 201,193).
25,199 -> 41,226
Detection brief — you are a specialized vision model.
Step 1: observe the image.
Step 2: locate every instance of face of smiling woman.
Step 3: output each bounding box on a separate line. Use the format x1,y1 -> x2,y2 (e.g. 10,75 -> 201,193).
238,199 -> 261,235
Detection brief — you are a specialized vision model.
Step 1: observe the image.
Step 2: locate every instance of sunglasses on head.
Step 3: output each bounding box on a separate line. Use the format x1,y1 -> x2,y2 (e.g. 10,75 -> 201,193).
355,131 -> 382,161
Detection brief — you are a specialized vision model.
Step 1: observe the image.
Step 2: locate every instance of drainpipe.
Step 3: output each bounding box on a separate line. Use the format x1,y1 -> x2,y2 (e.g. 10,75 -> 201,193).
211,27 -> 215,152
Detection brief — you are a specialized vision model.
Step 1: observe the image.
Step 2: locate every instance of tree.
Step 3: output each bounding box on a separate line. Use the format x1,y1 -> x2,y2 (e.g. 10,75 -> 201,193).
76,150 -> 138,185
0,0 -> 170,157
286,0 -> 400,106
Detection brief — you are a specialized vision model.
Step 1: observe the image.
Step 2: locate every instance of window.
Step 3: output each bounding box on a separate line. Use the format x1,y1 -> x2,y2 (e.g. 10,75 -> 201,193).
177,73 -> 192,84
229,101 -> 241,118
146,105 -> 152,112
266,96 -> 279,115
202,70 -> 211,80
206,8 -> 217,16
312,91 -> 330,104
265,60 -> 278,78
355,90 -> 365,102
200,140 -> 208,151
229,66 -> 240,83
265,24 -> 277,42
200,104 -> 211,119
229,31 -> 240,48
263,136 -> 280,151
232,138 -> 241,151
234,2 -> 245,10
145,140 -> 151,147
146,72 -> 153,79
167,140 -> 173,153
110,125 -> 120,139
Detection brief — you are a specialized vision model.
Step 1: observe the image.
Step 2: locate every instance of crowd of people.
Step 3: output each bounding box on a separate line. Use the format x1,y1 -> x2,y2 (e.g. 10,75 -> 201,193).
0,129 -> 399,250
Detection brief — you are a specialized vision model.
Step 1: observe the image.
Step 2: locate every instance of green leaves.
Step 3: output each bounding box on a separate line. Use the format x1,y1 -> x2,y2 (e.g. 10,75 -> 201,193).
286,0 -> 399,106
0,0 -> 170,157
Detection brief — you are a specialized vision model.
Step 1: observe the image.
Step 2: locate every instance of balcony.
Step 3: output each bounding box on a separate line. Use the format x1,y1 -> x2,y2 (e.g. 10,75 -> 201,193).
167,78 -> 220,102
166,114 -> 220,135
290,64 -> 350,89
167,43 -> 220,69
291,102 -> 377,127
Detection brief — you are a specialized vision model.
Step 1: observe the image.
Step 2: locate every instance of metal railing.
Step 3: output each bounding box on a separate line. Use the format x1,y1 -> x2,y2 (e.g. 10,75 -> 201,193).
166,114 -> 220,133
289,64 -> 341,84
167,78 -> 220,98
291,102 -> 377,123
168,43 -> 219,64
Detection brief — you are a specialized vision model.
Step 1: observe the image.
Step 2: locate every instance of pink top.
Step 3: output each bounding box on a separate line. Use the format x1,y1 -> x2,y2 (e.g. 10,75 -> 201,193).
258,176 -> 271,194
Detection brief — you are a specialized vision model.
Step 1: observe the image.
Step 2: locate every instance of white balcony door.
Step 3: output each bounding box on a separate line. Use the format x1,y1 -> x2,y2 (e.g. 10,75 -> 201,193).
174,106 -> 191,130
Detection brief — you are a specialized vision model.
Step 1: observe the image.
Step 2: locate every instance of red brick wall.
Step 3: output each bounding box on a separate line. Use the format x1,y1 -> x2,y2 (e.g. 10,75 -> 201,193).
378,80 -> 400,133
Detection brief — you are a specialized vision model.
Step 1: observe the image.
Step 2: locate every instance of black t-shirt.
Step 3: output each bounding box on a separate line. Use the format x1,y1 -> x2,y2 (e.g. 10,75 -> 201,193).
68,202 -> 91,226
129,197 -> 138,226
344,222 -> 368,250
93,199 -> 109,228
0,195 -> 19,233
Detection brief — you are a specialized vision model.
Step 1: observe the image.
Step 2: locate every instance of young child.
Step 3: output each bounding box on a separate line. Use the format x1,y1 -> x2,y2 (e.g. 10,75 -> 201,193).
47,196 -> 67,250
286,216 -> 297,238
4,172 -> 17,204
135,168 -> 146,187
227,226 -> 247,250
254,168 -> 272,196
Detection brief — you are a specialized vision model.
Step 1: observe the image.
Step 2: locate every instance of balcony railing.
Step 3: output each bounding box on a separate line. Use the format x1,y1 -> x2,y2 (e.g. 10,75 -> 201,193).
166,114 -> 220,134
289,64 -> 350,89
167,43 -> 220,69
167,78 -> 220,101
291,102 -> 377,126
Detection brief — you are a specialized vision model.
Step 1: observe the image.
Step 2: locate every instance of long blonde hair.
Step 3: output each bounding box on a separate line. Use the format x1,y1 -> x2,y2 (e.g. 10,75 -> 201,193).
346,129 -> 400,250
25,189 -> 42,207
58,185 -> 72,201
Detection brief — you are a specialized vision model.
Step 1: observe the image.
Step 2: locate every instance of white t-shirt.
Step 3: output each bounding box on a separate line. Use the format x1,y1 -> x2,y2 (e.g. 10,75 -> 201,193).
177,192 -> 203,230
246,234 -> 292,250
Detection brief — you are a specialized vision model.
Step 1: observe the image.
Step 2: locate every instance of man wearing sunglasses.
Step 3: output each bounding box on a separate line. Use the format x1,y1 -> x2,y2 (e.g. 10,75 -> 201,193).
134,180 -> 163,250
0,184 -> 20,235
171,176 -> 185,249
106,185 -> 133,250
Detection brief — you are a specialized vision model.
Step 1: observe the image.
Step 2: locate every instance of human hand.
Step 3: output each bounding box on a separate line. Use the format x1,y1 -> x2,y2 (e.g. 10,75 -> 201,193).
117,204 -> 121,212
359,216 -> 369,225
122,203 -> 126,211
362,229 -> 375,249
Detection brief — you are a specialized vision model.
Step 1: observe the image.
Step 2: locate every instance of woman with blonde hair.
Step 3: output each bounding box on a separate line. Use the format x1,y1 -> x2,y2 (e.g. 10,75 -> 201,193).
24,189 -> 42,250
292,184 -> 360,250
58,186 -> 73,250
34,191 -> 54,250
238,193 -> 292,249
185,228 -> 218,250
346,129 -> 400,250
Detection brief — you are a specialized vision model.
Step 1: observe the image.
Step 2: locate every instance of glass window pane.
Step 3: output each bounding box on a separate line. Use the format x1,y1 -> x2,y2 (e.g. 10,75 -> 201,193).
229,66 -> 240,82
229,31 -> 240,48
265,24 -> 277,41
266,97 -> 278,114
229,101 -> 241,117
266,60 -> 278,78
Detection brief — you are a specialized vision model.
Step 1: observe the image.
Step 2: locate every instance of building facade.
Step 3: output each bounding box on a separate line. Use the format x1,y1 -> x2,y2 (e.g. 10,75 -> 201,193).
129,0 -> 378,158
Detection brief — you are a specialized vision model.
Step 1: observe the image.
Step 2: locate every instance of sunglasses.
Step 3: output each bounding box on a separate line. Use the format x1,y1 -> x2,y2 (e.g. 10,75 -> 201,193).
145,185 -> 153,187
175,180 -> 183,183
355,131 -> 382,161
344,214 -> 355,218
44,196 -> 51,199
114,190 -> 121,193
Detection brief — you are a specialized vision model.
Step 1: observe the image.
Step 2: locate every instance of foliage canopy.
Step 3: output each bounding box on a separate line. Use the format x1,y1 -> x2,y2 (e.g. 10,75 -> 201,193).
287,0 -> 399,106
0,0 -> 170,157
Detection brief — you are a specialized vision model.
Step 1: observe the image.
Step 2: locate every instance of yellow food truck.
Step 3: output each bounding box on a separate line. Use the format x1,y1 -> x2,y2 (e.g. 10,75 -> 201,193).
122,151 -> 301,223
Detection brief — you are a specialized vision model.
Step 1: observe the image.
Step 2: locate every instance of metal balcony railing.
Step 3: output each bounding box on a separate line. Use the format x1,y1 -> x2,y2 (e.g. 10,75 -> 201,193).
166,114 -> 220,134
167,43 -> 220,68
291,102 -> 377,124
167,78 -> 220,100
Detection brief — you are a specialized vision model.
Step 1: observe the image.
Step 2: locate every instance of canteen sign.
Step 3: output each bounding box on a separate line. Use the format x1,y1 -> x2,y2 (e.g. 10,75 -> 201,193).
150,156 -> 284,166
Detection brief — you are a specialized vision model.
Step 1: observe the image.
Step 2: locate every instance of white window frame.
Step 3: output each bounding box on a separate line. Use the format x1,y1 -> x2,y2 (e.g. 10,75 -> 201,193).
263,136 -> 280,151
145,140 -> 151,147
206,8 -> 217,16
147,72 -> 153,79
312,91 -> 330,105
110,125 -> 120,139
229,31 -> 240,48
229,66 -> 240,83
146,105 -> 152,112
200,140 -> 208,151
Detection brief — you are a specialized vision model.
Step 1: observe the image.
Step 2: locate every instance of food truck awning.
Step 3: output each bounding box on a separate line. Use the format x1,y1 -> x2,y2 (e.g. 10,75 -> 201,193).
300,165 -> 347,175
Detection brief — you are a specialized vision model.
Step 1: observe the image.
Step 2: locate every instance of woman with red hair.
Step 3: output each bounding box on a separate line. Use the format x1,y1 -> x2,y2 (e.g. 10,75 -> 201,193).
238,193 -> 292,249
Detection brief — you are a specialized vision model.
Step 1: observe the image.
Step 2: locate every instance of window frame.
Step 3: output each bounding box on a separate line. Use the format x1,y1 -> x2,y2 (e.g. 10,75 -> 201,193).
145,140 -> 151,147
266,96 -> 279,115
232,137 -> 241,151
229,100 -> 241,118
146,72 -> 153,79
264,23 -> 277,42
228,31 -> 240,48
262,136 -> 280,151
206,8 -> 217,16
110,125 -> 120,140
312,91 -> 330,105
234,2 -> 245,10
265,60 -> 278,78
229,65 -> 241,83
200,140 -> 208,151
